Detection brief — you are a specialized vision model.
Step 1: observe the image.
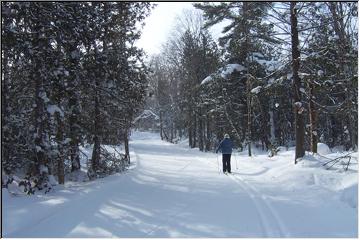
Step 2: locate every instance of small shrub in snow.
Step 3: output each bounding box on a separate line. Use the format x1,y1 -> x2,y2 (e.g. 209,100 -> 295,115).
322,152 -> 354,171
87,147 -> 128,179
268,143 -> 280,158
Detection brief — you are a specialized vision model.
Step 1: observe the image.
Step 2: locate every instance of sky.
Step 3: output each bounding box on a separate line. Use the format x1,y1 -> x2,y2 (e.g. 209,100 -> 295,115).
136,2 -> 225,57
136,2 -> 195,56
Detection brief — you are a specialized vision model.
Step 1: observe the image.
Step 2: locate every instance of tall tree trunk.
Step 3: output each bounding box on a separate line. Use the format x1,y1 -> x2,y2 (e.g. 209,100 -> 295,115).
308,78 -> 317,153
124,129 -> 130,164
1,48 -> 10,170
159,110 -> 163,140
290,2 -> 305,163
55,111 -> 65,184
91,74 -> 101,171
188,119 -> 193,148
246,78 -> 252,157
205,110 -> 211,151
269,99 -> 276,143
68,46 -> 81,172
32,17 -> 49,177
192,113 -> 197,148
33,71 -> 47,176
188,110 -> 194,148
170,121 -> 174,142
198,110 -> 204,151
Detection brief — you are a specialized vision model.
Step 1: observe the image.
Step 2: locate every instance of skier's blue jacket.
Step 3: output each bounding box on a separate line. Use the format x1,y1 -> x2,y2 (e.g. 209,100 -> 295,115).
216,138 -> 233,154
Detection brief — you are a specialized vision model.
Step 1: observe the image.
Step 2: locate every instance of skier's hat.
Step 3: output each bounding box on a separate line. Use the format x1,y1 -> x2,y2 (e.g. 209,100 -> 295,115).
224,133 -> 230,138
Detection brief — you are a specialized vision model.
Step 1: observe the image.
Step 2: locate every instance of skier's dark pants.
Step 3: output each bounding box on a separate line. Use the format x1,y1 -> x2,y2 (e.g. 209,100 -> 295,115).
222,154 -> 231,173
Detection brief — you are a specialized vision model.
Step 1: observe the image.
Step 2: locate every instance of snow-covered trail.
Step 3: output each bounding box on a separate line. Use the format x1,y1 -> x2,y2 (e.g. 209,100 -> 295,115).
128,132 -> 281,237
3,131 -> 357,237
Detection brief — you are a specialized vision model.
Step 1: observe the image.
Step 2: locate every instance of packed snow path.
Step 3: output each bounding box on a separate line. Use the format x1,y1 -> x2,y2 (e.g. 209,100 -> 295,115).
3,131 -> 357,237
129,132 -> 288,237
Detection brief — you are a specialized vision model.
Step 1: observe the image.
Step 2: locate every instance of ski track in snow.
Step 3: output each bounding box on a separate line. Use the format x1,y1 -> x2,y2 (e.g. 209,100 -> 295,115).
197,156 -> 289,237
132,151 -> 198,237
228,174 -> 290,237
3,131 -> 357,237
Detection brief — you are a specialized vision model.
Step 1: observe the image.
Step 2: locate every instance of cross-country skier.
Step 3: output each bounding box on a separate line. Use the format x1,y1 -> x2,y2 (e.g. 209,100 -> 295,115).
216,133 -> 233,174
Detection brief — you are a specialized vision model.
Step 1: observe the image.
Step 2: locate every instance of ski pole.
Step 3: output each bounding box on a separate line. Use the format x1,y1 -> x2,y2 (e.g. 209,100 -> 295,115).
216,153 -> 220,174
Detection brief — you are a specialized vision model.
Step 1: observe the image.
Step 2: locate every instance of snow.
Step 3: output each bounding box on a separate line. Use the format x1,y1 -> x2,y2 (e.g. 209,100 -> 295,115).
294,101 -> 302,108
39,164 -> 48,174
47,104 -> 64,117
133,110 -> 159,123
35,145 -> 42,152
341,185 -> 358,209
201,64 -> 246,85
317,142 -> 331,155
201,75 -> 213,85
220,64 -> 246,78
250,86 -> 262,94
48,175 -> 58,186
2,131 -> 357,237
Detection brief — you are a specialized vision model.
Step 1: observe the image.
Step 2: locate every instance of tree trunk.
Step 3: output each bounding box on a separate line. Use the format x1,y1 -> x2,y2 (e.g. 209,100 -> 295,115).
91,70 -> 101,171
205,111 -> 211,151
269,99 -> 276,143
308,78 -> 317,153
124,129 -> 130,164
290,2 -> 305,163
33,72 -> 47,176
55,111 -> 65,184
170,121 -> 174,142
192,113 -> 197,148
32,19 -> 49,176
188,116 -> 193,148
159,110 -> 163,140
68,46 -> 81,172
246,78 -> 252,157
1,48 -> 10,169
198,112 -> 204,151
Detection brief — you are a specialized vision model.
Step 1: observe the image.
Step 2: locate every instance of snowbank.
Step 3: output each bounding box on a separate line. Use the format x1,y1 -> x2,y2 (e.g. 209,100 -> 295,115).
317,142 -> 331,155
340,184 -> 358,208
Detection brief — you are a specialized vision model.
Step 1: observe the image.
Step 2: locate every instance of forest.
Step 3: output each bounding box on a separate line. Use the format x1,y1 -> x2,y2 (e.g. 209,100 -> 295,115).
1,2 -> 358,191
2,2 -> 152,190
141,2 -> 358,160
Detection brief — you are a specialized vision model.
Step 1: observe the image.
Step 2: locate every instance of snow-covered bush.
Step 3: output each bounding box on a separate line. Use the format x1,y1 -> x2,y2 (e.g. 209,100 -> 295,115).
3,172 -> 58,195
3,175 -> 34,195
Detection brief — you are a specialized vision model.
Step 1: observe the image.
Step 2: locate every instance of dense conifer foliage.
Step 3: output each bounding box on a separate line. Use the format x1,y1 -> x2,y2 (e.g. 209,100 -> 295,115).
2,2 -> 152,189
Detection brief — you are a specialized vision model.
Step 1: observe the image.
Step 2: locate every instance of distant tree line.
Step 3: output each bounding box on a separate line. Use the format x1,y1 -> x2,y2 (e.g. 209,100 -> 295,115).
144,2 -> 357,161
2,2 -> 152,189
